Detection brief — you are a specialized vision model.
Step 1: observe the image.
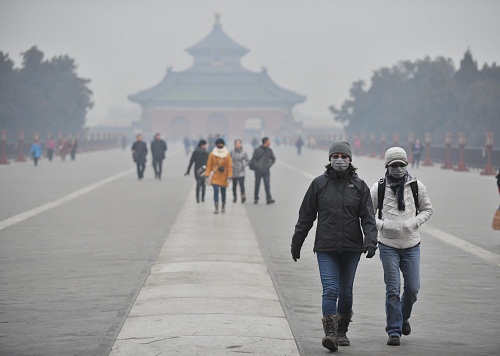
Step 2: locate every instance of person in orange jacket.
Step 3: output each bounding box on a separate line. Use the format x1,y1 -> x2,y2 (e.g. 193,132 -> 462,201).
205,138 -> 232,214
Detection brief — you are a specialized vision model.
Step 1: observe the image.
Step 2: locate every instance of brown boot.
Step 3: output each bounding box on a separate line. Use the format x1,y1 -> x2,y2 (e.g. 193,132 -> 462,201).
337,312 -> 352,346
321,315 -> 338,352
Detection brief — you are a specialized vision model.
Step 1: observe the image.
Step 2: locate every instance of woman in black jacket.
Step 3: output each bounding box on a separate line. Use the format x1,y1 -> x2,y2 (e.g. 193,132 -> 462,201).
185,139 -> 209,202
291,141 -> 378,352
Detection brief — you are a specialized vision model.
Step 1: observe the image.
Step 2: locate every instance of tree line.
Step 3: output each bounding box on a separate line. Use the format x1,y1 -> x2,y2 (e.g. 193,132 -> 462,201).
330,50 -> 500,147
0,46 -> 93,137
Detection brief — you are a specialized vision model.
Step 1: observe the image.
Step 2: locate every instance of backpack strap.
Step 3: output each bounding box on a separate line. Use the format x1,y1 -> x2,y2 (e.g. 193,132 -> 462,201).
377,178 -> 386,219
410,180 -> 420,215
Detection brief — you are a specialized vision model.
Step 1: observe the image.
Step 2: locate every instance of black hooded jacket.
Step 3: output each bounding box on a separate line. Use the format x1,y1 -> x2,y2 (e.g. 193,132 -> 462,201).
292,165 -> 378,253
186,147 -> 209,178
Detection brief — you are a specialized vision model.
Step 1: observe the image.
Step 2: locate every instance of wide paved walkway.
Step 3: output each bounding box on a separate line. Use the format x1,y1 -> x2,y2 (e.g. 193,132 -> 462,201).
1,142 -> 499,355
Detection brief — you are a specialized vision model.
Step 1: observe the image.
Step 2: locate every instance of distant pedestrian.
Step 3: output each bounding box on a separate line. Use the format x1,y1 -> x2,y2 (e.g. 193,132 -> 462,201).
69,138 -> 78,161
185,139 -> 209,203
295,136 -> 304,155
251,136 -> 259,149
120,135 -> 128,150
291,141 -> 378,352
205,138 -> 232,214
230,139 -> 249,203
131,134 -> 148,180
46,138 -> 56,161
354,137 -> 362,155
151,133 -> 167,179
370,147 -> 433,346
183,136 -> 191,156
30,139 -> 42,166
249,137 -> 275,204
58,137 -> 69,161
411,139 -> 422,168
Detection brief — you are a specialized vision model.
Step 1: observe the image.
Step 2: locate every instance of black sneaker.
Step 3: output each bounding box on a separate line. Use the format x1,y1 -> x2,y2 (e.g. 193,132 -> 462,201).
402,321 -> 411,336
266,199 -> 275,204
254,199 -> 258,204
387,335 -> 400,346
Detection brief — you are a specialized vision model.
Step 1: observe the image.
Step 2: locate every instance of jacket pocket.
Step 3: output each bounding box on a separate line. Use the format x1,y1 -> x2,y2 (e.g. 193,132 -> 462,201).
381,219 -> 401,239
403,217 -> 418,233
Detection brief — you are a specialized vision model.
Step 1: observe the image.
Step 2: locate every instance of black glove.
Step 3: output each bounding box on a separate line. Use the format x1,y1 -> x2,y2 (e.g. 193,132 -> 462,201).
291,243 -> 301,262
364,246 -> 376,258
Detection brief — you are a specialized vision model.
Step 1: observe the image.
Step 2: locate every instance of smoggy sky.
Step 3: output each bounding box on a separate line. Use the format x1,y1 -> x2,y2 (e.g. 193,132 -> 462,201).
1,0 -> 499,127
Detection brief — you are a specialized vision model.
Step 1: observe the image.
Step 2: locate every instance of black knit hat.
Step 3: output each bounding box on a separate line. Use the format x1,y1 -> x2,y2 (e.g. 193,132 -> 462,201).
215,138 -> 225,145
328,141 -> 352,160
198,139 -> 207,147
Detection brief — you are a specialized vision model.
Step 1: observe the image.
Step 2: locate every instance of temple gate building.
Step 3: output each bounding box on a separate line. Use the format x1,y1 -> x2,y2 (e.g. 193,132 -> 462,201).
129,15 -> 306,140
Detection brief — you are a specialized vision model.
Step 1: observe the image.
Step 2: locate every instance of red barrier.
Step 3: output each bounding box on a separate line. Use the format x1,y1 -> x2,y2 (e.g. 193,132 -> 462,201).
442,133 -> 453,169
15,130 -> 27,162
422,132 -> 433,166
454,133 -> 469,171
481,132 -> 496,175
0,130 -> 9,164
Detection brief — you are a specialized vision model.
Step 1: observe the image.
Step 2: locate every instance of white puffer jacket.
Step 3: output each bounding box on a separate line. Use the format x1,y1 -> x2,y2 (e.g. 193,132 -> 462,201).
370,174 -> 433,249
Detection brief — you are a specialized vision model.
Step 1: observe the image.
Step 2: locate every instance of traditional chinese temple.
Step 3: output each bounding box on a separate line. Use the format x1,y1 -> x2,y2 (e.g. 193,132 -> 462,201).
129,15 -> 306,139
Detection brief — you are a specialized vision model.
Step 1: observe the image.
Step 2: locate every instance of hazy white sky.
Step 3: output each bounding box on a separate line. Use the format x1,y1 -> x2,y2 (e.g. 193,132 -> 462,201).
1,0 -> 499,126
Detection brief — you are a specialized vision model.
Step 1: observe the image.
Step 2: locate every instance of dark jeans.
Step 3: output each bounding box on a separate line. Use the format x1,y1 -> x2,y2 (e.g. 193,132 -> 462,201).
317,251 -> 361,316
232,177 -> 245,198
412,153 -> 421,168
136,161 -> 146,179
254,171 -> 271,201
195,175 -> 206,201
152,157 -> 164,178
212,184 -> 226,204
47,149 -> 54,161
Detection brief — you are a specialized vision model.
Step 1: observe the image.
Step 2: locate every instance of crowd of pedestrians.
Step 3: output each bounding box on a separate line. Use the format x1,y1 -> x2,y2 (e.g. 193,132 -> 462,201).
27,135 -> 79,167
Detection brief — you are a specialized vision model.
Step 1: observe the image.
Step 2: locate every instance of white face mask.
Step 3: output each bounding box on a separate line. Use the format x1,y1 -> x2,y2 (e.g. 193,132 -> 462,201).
331,157 -> 350,172
388,166 -> 407,178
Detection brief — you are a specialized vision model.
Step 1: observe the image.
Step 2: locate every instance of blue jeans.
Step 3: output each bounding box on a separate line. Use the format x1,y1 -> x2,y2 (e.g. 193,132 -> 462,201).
379,243 -> 420,336
317,251 -> 361,316
254,171 -> 271,201
212,184 -> 226,204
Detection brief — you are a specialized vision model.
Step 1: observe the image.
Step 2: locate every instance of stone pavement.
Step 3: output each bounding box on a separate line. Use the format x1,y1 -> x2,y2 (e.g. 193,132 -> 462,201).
109,185 -> 298,355
1,143 -> 499,355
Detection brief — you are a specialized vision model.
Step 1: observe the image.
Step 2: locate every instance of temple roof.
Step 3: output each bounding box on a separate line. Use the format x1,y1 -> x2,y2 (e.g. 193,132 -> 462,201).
186,14 -> 249,57
129,15 -> 306,109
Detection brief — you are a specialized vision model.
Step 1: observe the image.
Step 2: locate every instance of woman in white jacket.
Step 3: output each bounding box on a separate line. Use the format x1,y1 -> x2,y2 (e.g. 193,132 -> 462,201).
370,147 -> 433,346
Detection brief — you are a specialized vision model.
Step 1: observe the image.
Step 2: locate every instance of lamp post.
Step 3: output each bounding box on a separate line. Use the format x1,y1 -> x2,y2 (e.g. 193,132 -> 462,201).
15,130 -> 26,162
481,132 -> 496,175
442,132 -> 453,169
455,132 -> 469,171
0,130 -> 9,164
423,132 -> 433,166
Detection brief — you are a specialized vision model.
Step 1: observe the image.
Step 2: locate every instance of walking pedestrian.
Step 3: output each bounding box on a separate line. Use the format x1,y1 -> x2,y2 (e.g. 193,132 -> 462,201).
249,137 -> 276,204
183,136 -> 191,156
185,139 -> 209,203
151,133 -> 167,179
69,137 -> 78,161
230,139 -> 249,203
295,135 -> 304,155
58,136 -> 68,161
30,139 -> 42,166
205,138 -> 232,214
290,141 -> 378,352
46,137 -> 56,161
131,134 -> 148,180
370,147 -> 433,346
411,139 -> 422,168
